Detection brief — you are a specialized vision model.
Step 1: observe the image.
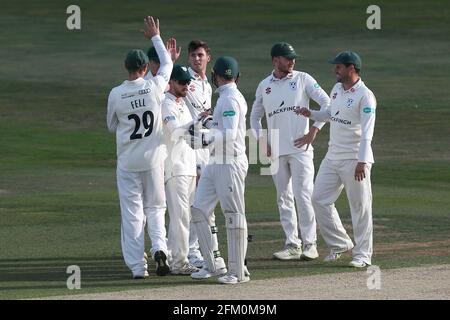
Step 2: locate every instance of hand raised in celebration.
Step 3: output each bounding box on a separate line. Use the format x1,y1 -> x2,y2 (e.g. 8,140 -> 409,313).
166,37 -> 181,63
142,16 -> 160,39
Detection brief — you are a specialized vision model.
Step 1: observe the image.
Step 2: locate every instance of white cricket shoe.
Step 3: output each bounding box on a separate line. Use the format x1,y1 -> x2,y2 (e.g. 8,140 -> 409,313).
301,244 -> 319,260
132,270 -> 149,279
323,251 -> 342,262
349,260 -> 369,268
218,273 -> 250,285
171,263 -> 199,275
189,257 -> 206,268
273,245 -> 302,260
191,266 -> 227,279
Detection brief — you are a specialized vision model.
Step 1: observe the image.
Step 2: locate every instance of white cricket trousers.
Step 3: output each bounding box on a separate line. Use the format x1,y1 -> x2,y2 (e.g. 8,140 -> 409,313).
193,155 -> 248,278
117,166 -> 168,276
165,175 -> 196,270
312,158 -> 373,264
271,151 -> 317,248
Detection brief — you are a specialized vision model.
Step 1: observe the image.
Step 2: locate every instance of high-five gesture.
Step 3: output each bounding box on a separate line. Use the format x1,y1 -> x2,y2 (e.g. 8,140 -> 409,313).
142,16 -> 160,39
166,37 -> 181,63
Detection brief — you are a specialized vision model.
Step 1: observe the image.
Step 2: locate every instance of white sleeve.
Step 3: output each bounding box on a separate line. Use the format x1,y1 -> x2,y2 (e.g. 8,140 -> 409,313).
358,91 -> 377,163
162,102 -> 194,141
249,83 -> 265,139
304,74 -> 330,130
151,35 -> 173,94
106,90 -> 118,133
310,108 -> 331,122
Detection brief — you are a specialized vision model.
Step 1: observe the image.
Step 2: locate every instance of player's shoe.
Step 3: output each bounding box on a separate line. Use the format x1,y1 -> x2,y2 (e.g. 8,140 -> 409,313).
218,273 -> 250,285
301,244 -> 319,261
191,256 -> 227,279
273,244 -> 302,260
132,270 -> 149,279
323,251 -> 342,262
154,250 -> 170,276
191,266 -> 227,279
349,260 -> 369,268
171,263 -> 199,275
189,256 -> 206,268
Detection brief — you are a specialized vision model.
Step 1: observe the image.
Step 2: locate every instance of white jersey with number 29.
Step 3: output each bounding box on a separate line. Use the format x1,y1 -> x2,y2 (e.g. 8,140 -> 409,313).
107,35 -> 172,172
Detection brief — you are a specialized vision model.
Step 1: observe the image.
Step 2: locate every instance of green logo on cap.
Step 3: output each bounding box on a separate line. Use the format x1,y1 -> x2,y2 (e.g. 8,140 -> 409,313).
223,110 -> 236,117
363,107 -> 375,113
224,69 -> 232,77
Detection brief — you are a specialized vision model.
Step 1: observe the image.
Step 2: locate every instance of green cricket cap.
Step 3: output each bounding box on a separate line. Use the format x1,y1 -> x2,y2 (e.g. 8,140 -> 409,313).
329,51 -> 362,70
271,42 -> 298,59
212,56 -> 239,79
170,65 -> 194,81
124,49 -> 149,71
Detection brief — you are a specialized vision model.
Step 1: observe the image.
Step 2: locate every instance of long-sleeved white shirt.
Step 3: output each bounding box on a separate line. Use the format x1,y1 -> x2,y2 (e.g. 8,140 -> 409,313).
161,93 -> 196,181
182,67 -> 213,167
106,35 -> 173,171
208,82 -> 247,161
250,70 -> 330,157
310,79 -> 376,163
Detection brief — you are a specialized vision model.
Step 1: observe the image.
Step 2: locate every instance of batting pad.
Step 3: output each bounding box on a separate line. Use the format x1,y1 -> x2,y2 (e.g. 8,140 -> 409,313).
225,212 -> 248,281
191,206 -> 216,272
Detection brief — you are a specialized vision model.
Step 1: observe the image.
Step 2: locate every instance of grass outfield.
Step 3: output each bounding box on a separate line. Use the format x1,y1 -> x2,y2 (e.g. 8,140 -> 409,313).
0,0 -> 449,299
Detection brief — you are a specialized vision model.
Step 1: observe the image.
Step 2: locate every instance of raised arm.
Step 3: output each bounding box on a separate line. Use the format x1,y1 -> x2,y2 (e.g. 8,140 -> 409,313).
142,16 -> 173,93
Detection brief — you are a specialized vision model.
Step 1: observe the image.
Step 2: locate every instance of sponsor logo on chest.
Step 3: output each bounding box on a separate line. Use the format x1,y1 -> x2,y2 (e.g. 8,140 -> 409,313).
330,111 -> 352,125
268,100 -> 297,118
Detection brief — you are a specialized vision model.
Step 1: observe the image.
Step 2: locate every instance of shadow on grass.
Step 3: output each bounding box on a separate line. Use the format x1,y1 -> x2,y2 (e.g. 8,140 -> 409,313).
0,256 -> 203,291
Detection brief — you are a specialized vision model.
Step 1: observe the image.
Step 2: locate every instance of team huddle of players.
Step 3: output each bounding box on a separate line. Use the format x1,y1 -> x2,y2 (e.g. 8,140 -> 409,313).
107,16 -> 377,285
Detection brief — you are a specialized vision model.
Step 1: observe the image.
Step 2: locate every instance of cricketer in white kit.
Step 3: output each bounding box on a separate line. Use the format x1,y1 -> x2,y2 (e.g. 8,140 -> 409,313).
183,40 -> 217,268
295,51 -> 376,268
189,56 -> 249,284
161,65 -> 200,275
250,42 -> 330,261
106,16 -> 172,278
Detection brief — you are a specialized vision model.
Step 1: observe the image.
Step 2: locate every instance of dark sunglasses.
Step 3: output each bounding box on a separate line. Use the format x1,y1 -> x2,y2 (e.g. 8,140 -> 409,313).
176,80 -> 191,86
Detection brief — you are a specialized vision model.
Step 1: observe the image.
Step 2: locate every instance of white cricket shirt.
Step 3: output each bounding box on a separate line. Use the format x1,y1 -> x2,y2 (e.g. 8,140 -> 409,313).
183,67 -> 213,167
161,93 -> 196,181
184,67 -> 213,118
250,70 -> 330,157
106,35 -> 172,171
310,78 -> 377,163
208,82 -> 247,160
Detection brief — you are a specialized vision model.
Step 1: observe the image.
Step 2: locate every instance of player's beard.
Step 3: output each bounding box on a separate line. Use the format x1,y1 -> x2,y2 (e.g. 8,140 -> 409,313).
175,86 -> 188,98
276,60 -> 294,76
336,73 -> 347,83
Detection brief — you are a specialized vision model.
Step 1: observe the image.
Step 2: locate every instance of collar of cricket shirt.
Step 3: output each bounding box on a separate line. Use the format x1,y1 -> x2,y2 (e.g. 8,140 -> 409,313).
215,82 -> 237,94
341,78 -> 363,93
270,70 -> 294,82
165,92 -> 183,104
188,67 -> 208,82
